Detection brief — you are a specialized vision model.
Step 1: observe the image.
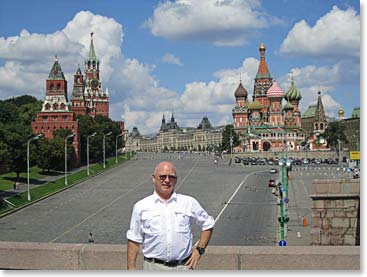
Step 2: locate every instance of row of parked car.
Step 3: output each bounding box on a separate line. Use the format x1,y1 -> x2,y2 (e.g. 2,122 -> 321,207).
234,156 -> 339,166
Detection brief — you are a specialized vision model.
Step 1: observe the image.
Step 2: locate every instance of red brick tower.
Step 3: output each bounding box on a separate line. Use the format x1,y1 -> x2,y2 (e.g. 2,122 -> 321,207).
32,57 -> 81,165
70,65 -> 87,116
232,81 -> 250,133
83,32 -> 109,118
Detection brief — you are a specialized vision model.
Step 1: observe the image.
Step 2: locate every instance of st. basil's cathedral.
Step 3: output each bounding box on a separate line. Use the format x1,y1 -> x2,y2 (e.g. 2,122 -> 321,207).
232,43 -> 327,152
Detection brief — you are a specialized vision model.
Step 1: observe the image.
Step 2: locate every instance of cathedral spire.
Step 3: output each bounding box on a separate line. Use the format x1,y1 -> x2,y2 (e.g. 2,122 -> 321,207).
255,42 -> 271,79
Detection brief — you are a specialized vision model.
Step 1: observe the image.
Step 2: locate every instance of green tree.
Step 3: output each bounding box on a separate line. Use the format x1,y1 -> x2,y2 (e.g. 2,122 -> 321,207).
323,121 -> 349,150
2,123 -> 35,180
18,102 -> 42,125
77,114 -> 121,164
37,136 -> 65,172
221,124 -> 240,152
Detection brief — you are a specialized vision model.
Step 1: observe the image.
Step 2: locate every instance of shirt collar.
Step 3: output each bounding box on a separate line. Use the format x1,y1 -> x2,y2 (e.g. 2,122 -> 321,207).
153,190 -> 177,203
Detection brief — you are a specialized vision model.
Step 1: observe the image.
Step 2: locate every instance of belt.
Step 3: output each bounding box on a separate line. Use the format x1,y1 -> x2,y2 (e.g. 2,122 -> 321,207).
144,255 -> 190,267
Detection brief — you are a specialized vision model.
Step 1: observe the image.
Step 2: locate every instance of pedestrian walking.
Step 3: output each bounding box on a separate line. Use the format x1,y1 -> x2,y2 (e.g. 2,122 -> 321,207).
88,232 -> 94,243
126,161 -> 215,270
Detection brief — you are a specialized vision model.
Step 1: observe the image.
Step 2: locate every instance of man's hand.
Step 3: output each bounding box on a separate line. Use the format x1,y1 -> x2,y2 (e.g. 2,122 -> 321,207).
185,248 -> 201,269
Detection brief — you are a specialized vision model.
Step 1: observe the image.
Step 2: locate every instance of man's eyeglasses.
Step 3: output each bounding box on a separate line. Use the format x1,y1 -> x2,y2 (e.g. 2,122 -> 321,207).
158,174 -> 177,182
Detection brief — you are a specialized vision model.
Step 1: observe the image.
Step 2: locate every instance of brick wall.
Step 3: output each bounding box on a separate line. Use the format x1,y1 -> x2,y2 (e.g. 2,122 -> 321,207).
310,179 -> 360,245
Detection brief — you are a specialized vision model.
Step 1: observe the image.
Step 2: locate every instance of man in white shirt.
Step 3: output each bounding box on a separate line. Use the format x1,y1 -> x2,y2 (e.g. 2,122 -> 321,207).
126,161 -> 215,270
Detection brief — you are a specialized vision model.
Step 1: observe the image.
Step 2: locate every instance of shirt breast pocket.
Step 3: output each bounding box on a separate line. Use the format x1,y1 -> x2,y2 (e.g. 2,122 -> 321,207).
175,210 -> 191,233
141,211 -> 161,234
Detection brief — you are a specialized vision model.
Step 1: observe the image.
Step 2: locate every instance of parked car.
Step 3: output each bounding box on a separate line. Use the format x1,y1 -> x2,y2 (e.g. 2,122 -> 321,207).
234,157 -> 242,163
270,168 -> 278,174
268,179 -> 276,187
353,168 -> 360,179
242,158 -> 249,165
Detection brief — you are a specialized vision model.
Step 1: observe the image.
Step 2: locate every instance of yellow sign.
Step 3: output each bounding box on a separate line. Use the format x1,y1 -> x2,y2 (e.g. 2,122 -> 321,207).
350,151 -> 360,160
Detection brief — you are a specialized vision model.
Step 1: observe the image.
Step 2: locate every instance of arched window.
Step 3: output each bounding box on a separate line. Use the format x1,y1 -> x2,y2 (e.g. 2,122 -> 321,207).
45,103 -> 51,110
60,103 -> 65,110
50,84 -> 54,91
314,123 -> 318,130
53,103 -> 58,110
57,83 -> 61,90
320,123 -> 324,130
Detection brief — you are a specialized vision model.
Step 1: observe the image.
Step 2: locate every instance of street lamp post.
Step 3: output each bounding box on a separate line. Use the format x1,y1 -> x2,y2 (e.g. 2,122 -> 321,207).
103,131 -> 112,169
64,133 -> 75,186
87,132 -> 97,176
296,128 -> 308,170
115,133 -> 123,164
27,134 -> 43,201
338,134 -> 341,165
230,128 -> 233,160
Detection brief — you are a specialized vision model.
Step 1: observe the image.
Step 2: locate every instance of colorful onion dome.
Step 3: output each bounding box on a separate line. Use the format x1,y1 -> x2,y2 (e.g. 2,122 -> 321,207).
248,99 -> 264,110
285,80 -> 302,101
267,80 -> 284,98
234,82 -> 248,98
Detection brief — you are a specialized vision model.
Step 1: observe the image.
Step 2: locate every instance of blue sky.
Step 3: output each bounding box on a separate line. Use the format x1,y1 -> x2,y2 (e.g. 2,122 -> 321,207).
0,0 -> 361,135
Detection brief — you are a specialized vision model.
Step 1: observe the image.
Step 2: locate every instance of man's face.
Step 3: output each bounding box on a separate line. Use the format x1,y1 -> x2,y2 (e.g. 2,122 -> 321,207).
152,162 -> 177,200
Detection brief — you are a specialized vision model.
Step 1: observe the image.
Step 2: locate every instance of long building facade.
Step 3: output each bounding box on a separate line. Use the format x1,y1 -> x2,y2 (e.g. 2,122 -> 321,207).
126,115 -> 223,153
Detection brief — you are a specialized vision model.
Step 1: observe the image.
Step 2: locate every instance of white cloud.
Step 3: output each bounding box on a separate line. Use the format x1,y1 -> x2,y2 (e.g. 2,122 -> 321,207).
279,63 -> 345,118
280,6 -> 360,58
0,10 -> 123,99
144,0 -> 276,46
162,53 -> 183,66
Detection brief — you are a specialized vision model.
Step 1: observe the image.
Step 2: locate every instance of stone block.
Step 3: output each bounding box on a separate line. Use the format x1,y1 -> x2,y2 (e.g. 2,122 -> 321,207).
335,199 -> 344,208
325,199 -> 335,208
332,218 -> 349,228
344,199 -> 357,208
313,200 -> 324,209
334,210 -> 347,217
329,182 -> 341,193
344,235 -> 357,245
322,218 -> 333,229
82,244 -> 125,270
331,235 -> 345,245
345,210 -> 358,218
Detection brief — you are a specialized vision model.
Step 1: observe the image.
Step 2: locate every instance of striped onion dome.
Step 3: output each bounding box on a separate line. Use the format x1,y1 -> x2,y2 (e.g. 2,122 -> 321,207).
267,80 -> 284,98
285,80 -> 302,101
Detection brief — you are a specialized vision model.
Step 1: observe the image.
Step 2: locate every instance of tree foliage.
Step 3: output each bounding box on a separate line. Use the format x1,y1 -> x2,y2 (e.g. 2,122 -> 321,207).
323,121 -> 349,150
221,124 -> 240,152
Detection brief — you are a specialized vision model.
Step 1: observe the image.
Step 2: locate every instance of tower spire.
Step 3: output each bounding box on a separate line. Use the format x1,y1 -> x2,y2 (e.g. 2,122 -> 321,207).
256,42 -> 271,79
88,32 -> 97,62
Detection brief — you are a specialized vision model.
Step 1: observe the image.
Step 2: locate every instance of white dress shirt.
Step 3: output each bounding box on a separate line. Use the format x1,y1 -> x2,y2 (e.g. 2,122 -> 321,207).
126,191 -> 215,261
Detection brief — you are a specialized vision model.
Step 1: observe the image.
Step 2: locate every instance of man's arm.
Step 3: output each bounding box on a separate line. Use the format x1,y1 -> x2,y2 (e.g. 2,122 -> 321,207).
197,227 -> 213,248
186,228 -> 213,269
127,239 -> 141,270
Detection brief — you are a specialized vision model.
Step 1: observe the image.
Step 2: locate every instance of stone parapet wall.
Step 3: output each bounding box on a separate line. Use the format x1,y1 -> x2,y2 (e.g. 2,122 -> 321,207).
310,179 -> 360,246
0,242 -> 359,270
